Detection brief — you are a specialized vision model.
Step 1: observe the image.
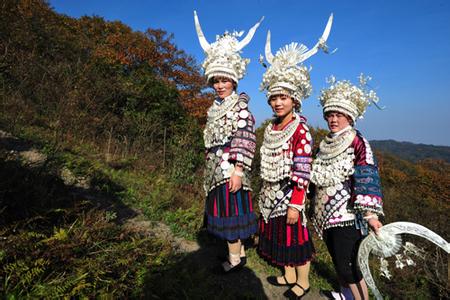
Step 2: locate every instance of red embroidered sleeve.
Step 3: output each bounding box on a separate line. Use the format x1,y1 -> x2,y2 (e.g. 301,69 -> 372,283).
290,121 -> 313,205
228,93 -> 256,171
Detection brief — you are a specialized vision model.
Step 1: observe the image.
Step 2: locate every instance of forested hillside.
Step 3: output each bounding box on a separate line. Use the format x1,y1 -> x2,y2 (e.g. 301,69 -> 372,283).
0,0 -> 209,297
0,1 -> 448,299
1,0 -> 211,173
371,140 -> 450,163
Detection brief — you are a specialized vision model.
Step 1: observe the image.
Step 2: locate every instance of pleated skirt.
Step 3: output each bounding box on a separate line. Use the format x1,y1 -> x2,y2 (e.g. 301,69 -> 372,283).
258,215 -> 315,266
205,182 -> 257,241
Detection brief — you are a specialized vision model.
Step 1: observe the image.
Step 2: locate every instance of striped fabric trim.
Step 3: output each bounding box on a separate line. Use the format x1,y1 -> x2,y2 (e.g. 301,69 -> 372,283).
292,171 -> 311,180
206,213 -> 257,240
293,157 -> 313,163
352,165 -> 383,214
258,216 -> 315,266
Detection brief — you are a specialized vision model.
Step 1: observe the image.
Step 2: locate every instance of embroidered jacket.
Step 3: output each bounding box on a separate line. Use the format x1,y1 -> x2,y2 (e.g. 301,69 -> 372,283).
259,116 -> 313,222
203,93 -> 256,194
311,129 -> 383,235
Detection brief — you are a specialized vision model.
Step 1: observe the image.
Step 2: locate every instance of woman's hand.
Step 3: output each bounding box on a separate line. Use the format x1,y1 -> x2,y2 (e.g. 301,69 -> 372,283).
229,175 -> 242,193
229,165 -> 243,193
368,218 -> 383,235
286,207 -> 299,224
364,213 -> 383,235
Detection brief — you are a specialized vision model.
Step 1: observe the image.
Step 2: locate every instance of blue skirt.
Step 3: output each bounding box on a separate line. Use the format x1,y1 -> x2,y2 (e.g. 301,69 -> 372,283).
205,182 -> 257,241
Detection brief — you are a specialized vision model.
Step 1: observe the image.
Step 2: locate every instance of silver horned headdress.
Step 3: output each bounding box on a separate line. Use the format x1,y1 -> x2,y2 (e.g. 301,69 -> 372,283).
260,14 -> 333,106
194,11 -> 264,84
320,74 -> 381,122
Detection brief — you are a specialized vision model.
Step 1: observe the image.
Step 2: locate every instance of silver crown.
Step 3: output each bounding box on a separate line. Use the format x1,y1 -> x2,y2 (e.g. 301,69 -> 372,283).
320,74 -> 382,121
194,11 -> 263,83
260,14 -> 333,106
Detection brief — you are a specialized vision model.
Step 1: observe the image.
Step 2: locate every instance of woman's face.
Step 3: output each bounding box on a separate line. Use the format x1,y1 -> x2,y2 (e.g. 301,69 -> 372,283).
212,77 -> 234,99
269,94 -> 295,119
325,111 -> 352,133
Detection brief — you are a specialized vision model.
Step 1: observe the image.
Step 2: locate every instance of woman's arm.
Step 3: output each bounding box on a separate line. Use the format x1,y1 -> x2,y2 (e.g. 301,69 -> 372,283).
287,122 -> 313,224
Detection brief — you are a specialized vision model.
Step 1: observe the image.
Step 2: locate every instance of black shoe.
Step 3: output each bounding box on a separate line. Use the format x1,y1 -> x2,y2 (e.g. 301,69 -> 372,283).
283,283 -> 310,299
266,275 -> 295,286
221,257 -> 246,273
217,255 -> 247,265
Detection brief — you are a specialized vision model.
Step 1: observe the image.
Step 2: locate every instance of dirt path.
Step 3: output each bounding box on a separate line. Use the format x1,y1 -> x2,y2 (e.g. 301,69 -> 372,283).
124,215 -> 325,299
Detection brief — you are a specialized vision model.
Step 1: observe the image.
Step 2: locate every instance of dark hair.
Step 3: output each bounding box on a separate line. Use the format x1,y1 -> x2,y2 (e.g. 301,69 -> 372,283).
293,98 -> 301,112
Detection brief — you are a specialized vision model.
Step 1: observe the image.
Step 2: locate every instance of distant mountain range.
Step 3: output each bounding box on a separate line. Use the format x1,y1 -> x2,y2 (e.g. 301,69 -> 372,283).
370,140 -> 450,163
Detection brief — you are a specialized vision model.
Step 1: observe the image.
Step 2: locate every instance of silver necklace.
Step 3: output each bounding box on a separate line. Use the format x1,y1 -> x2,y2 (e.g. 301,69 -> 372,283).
310,128 -> 357,187
206,92 -> 239,122
261,113 -> 300,150
317,127 -> 356,160
260,113 -> 300,182
204,93 -> 240,148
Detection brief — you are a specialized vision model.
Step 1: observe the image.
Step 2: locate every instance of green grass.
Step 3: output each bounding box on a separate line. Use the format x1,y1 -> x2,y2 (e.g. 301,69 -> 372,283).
0,131 -> 349,298
1,126 -> 447,299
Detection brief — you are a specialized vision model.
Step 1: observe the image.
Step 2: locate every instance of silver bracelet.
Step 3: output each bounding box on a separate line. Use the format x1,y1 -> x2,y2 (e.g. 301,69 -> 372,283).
233,170 -> 244,177
287,203 -> 305,212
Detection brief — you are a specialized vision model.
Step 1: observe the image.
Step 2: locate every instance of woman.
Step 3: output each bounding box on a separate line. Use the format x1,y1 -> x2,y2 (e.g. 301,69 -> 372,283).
257,15 -> 333,299
311,75 -> 384,300
258,93 -> 314,299
194,11 -> 262,272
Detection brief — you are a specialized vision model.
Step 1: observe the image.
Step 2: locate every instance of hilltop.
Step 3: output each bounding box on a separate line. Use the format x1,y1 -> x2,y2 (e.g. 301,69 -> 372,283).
371,140 -> 450,163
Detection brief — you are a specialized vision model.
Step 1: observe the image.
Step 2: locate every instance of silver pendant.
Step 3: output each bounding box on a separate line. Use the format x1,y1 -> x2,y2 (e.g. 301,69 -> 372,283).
239,110 -> 249,119
304,144 -> 312,154
220,160 -> 230,170
306,132 -> 312,141
237,119 -> 247,128
326,186 -> 336,196
222,152 -> 229,161
238,101 -> 248,109
268,190 -> 276,200
276,190 -> 284,199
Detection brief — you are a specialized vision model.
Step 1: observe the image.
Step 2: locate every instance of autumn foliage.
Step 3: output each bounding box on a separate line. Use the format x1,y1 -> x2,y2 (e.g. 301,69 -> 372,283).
0,0 -> 211,172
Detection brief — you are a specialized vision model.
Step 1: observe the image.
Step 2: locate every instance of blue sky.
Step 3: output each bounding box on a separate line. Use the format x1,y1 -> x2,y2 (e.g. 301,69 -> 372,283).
49,0 -> 450,146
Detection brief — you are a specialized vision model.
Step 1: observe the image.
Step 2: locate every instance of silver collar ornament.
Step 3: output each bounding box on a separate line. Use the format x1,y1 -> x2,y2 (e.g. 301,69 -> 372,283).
310,127 -> 356,187
357,222 -> 450,300
203,92 -> 240,149
260,113 -> 300,182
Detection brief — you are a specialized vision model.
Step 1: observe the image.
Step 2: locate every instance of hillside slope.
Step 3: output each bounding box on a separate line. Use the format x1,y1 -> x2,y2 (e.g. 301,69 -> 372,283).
371,140 -> 450,163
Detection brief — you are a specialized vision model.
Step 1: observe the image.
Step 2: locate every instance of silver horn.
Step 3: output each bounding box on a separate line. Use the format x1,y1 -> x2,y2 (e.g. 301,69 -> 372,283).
264,30 -> 274,65
298,13 -> 333,63
236,16 -> 264,51
193,11 -> 210,52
